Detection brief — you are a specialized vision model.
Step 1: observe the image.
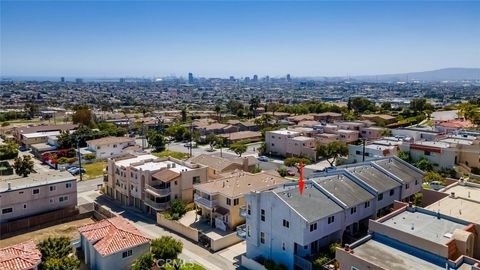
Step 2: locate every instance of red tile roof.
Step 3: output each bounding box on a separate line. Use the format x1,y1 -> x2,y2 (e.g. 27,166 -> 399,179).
78,216 -> 150,256
0,240 -> 42,270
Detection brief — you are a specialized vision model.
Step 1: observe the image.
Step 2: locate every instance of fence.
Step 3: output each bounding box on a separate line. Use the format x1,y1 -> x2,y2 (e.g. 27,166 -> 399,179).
210,232 -> 242,252
156,213 -> 199,242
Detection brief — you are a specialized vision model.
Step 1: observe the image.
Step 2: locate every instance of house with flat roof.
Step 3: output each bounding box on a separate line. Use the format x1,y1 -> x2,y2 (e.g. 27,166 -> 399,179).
242,156 -> 423,270
84,136 -> 137,160
265,129 -> 317,161
105,154 -> 208,215
0,170 -> 77,223
194,171 -> 288,232
13,124 -> 78,146
78,216 -> 151,270
0,240 -> 42,270
336,205 -> 480,270
190,154 -> 256,178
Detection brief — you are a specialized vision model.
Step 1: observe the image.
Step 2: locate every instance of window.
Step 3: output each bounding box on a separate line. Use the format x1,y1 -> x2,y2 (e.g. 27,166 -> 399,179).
328,216 -> 335,224
350,207 -> 357,214
19,191 -> 24,194
59,196 -> 69,202
193,176 -> 201,184
261,209 -> 265,221
23,204 -> 27,209
32,189 -> 39,195
233,198 -> 239,206
260,232 -> 265,244
50,186 -> 56,191
122,250 -> 132,258
415,179 -> 419,185
309,223 -> 317,232
2,208 -> 13,214
390,189 -> 395,196
50,198 -> 55,204
364,201 -> 370,208
283,219 -> 290,228
378,193 -> 384,201
113,144 -> 117,148
174,181 -> 178,186
226,198 -> 231,205
406,183 -> 410,189
247,226 -> 250,237
271,143 -> 275,146
247,204 -> 251,215
424,151 -> 431,156
356,150 -> 361,155
97,146 -> 101,149
282,242 -> 286,251
66,183 -> 72,188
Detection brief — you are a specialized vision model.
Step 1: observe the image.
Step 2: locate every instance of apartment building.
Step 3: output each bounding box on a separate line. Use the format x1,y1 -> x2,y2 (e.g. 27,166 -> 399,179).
242,157 -> 423,270
190,154 -> 257,178
392,126 -> 441,141
13,124 -> 78,145
193,171 -> 288,232
105,154 -> 208,215
84,136 -> 137,160
400,140 -> 457,170
347,137 -> 404,163
0,170 -> 77,223
265,129 -> 317,161
336,205 -> 480,270
312,112 -> 343,123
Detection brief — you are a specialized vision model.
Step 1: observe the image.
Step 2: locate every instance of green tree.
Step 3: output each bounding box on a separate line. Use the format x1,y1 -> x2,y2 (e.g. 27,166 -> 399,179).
167,124 -> 188,142
284,157 -> 312,172
249,96 -> 260,118
83,153 -> 96,160
151,236 -> 183,261
205,134 -> 218,151
229,143 -> 247,157
38,237 -> 80,270
350,97 -> 375,114
169,199 -> 187,220
56,131 -> 74,149
423,171 -> 446,185
132,252 -> 154,270
72,107 -> 95,127
316,142 -> 348,166
250,164 -> 262,174
0,142 -> 19,160
409,98 -> 433,113
13,155 -> 34,177
415,158 -> 433,171
181,107 -> 188,123
398,151 -> 412,163
381,102 -> 392,112
24,103 -> 39,119
214,104 -> 222,119
148,131 -> 166,151
277,166 -> 288,177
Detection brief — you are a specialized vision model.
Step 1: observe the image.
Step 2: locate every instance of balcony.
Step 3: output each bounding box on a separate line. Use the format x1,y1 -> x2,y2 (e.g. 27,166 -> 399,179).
239,206 -> 247,218
145,184 -> 171,196
144,197 -> 169,211
236,224 -> 247,239
103,174 -> 108,182
294,255 -> 312,270
194,194 -> 216,209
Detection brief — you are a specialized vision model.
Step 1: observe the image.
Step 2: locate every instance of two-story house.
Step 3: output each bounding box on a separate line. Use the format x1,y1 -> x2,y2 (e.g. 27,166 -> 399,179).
85,136 -> 138,160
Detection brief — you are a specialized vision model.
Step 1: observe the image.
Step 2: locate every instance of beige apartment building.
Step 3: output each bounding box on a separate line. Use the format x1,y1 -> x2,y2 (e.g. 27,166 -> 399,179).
13,124 -> 78,145
105,154 -> 208,215
193,171 -> 288,231
265,129 -> 317,161
0,170 -> 77,223
190,154 -> 257,178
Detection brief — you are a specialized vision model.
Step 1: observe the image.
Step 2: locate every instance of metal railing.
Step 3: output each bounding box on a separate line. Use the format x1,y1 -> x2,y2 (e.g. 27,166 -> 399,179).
194,194 -> 216,208
236,224 -> 247,239
294,255 -> 312,270
239,206 -> 247,217
145,184 -> 171,196
144,198 -> 169,210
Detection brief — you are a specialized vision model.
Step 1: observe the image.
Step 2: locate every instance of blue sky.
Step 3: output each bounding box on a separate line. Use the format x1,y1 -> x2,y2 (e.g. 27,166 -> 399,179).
1,1 -> 479,78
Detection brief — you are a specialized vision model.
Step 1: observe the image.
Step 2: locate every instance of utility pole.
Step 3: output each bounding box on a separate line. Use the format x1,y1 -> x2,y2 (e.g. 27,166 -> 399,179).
189,123 -> 193,158
76,137 -> 83,181
362,138 -> 366,162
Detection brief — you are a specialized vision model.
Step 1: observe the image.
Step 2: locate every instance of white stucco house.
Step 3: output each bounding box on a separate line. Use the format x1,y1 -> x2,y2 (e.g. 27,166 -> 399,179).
84,136 -> 139,160
78,216 -> 151,270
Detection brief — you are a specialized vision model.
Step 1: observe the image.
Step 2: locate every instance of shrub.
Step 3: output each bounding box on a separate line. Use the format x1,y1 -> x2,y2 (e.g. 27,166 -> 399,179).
169,199 -> 187,220
84,153 -> 96,160
151,236 -> 183,261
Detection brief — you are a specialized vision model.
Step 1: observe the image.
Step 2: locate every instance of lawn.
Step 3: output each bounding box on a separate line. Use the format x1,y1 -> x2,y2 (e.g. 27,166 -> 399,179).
164,263 -> 206,270
152,150 -> 189,160
82,160 -> 107,180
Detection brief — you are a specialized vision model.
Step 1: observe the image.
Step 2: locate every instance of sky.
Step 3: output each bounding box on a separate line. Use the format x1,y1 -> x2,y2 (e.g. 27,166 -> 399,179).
1,1 -> 479,78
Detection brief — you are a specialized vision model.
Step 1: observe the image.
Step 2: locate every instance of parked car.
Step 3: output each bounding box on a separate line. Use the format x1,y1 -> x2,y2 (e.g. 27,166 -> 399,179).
287,168 -> 296,176
19,145 -> 29,152
70,167 -> 85,175
429,181 -> 445,191
184,142 -> 197,148
257,156 -> 269,162
67,166 -> 78,173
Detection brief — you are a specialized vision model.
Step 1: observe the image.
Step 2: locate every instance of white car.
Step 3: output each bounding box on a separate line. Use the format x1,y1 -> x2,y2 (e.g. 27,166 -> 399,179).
429,181 -> 445,191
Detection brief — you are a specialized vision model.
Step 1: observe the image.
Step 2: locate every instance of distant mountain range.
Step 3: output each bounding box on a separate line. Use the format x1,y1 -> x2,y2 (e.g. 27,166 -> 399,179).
347,68 -> 480,82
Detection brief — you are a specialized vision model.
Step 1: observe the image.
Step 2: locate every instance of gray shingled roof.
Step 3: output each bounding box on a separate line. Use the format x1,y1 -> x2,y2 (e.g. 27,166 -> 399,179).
373,159 -> 423,184
274,184 -> 343,223
315,175 -> 375,208
346,165 -> 401,193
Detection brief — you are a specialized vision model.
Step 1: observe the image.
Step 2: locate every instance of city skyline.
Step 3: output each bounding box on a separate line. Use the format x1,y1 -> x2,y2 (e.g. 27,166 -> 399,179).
1,1 -> 480,77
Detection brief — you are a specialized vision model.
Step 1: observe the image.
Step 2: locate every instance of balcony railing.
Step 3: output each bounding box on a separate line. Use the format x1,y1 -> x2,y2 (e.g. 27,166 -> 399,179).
103,174 -> 108,182
144,198 -> 169,211
236,224 -> 247,239
145,184 -> 171,196
294,255 -> 312,270
239,206 -> 247,218
194,194 -> 216,209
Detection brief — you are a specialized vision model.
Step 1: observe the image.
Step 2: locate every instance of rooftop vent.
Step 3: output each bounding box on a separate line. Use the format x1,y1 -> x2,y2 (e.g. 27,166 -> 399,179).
450,192 -> 455,198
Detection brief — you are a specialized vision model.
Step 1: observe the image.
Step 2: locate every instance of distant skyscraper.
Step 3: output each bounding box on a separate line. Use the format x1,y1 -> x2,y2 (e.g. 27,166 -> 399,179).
286,74 -> 291,82
75,78 -> 83,84
253,75 -> 258,82
119,78 -> 125,83
229,76 -> 235,81
265,76 -> 270,82
188,73 -> 194,84
244,77 -> 250,83
60,77 -> 65,83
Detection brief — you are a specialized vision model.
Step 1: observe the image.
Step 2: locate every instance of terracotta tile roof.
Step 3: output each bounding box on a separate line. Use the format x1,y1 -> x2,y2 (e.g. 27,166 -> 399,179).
86,136 -> 134,146
152,169 -> 181,182
0,240 -> 42,270
78,216 -> 150,256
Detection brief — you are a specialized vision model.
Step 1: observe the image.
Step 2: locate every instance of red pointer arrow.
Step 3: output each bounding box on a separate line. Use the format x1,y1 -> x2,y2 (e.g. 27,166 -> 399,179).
299,160 -> 304,195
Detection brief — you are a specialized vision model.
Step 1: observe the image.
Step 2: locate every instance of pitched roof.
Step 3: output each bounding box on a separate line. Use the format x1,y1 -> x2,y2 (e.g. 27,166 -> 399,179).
14,124 -> 78,134
190,154 -> 238,172
152,169 -> 181,182
87,136 -> 134,146
78,216 -> 150,256
315,174 -> 375,208
219,131 -> 262,141
0,240 -> 42,270
194,171 -> 288,198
